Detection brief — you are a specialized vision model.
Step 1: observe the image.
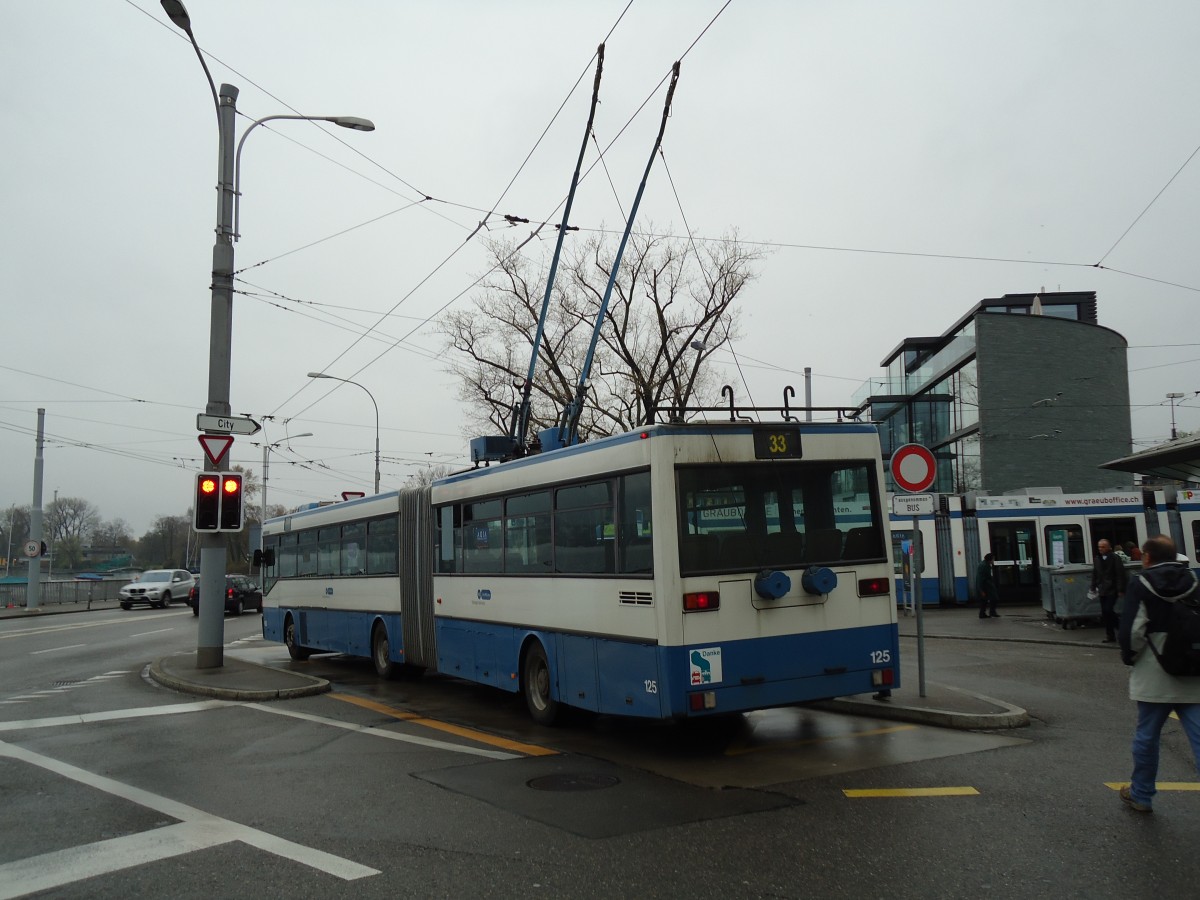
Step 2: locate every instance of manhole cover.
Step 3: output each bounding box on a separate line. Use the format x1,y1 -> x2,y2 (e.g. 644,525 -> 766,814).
527,773 -> 621,792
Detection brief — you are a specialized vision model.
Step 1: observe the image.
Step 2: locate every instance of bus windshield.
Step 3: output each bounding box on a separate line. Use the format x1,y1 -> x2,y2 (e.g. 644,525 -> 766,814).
677,461 -> 886,575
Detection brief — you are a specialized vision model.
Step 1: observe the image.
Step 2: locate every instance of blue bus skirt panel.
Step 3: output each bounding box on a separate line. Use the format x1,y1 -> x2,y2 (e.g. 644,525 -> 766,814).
658,623 -> 901,718
263,607 -> 405,664
437,618 -> 900,720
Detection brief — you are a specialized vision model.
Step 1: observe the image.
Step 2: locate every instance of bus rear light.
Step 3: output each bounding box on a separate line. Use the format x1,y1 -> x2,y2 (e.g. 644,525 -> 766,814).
858,577 -> 890,597
689,691 -> 717,711
683,591 -> 719,612
871,668 -> 895,687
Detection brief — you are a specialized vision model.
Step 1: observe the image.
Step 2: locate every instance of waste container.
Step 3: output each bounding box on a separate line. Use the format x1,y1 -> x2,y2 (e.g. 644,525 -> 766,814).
1043,564 -> 1100,629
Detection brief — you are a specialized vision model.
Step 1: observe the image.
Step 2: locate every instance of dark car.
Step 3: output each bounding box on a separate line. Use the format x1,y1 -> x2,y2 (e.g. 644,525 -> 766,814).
188,575 -> 263,617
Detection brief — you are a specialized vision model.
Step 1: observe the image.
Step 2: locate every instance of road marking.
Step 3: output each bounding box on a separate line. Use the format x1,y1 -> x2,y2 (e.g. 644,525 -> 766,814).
724,723 -> 916,757
0,700 -> 233,733
843,787 -> 980,798
245,702 -> 520,760
0,613 -> 191,640
330,693 -> 558,757
130,628 -> 173,638
1105,782 -> 1200,792
0,739 -> 379,896
30,644 -> 86,655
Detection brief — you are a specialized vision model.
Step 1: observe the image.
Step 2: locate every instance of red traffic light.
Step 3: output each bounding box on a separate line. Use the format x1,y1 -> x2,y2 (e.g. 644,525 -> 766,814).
200,477 -> 218,494
223,477 -> 239,494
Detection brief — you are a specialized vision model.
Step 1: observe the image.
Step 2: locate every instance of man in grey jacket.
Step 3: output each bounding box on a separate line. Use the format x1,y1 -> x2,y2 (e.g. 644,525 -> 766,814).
1116,534 -> 1200,812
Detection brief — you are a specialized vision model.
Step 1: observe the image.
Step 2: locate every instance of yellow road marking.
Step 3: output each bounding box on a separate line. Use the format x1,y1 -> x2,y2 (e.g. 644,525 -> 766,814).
1105,782 -> 1200,792
329,693 -> 557,757
843,787 -> 980,798
725,723 -> 916,757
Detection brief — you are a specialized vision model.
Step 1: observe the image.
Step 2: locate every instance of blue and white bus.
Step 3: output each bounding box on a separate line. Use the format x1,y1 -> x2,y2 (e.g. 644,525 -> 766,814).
261,420 -> 898,722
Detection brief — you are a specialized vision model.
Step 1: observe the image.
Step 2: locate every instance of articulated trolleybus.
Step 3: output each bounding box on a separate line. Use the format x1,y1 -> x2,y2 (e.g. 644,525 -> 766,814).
261,416 -> 898,723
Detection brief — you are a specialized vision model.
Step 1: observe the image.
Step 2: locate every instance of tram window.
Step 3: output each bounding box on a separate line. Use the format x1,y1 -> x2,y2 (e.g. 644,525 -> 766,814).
1088,518 -> 1137,558
296,530 -> 318,577
1044,525 -> 1085,564
279,533 -> 298,578
463,499 -> 503,573
619,471 -> 653,574
367,517 -> 398,575
341,522 -> 366,575
555,481 -> 616,574
891,530 -> 912,576
435,505 -> 460,574
317,527 -> 341,576
505,491 -> 551,574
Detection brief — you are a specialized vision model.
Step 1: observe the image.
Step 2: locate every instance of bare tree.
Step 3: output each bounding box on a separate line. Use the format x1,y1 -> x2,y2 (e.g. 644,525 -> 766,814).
90,518 -> 133,548
45,497 -> 100,545
440,231 -> 763,443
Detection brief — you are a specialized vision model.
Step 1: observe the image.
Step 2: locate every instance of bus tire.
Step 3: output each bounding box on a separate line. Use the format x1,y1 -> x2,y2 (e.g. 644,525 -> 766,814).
522,641 -> 559,726
284,614 -> 312,661
372,622 -> 398,679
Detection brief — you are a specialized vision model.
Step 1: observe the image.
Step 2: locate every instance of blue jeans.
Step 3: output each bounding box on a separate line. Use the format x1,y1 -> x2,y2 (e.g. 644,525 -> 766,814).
1129,702 -> 1200,807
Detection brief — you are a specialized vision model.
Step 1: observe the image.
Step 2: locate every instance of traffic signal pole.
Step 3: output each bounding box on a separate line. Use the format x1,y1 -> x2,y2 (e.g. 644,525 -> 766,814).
196,83 -> 240,669
26,408 -> 46,611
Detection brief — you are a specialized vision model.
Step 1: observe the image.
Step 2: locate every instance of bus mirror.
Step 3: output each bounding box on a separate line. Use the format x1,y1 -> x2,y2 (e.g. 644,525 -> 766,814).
253,548 -> 275,568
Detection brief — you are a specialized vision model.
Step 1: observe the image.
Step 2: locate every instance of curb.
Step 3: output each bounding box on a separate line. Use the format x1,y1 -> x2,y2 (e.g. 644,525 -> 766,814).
148,656 -> 330,701
814,683 -> 1030,731
900,631 -> 1121,651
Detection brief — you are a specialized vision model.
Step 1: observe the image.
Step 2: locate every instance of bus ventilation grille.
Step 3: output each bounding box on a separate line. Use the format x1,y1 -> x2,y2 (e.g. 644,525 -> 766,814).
618,591 -> 653,607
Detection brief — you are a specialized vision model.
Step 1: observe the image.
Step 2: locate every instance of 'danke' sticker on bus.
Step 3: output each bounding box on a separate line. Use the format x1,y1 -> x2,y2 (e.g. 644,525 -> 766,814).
689,647 -> 723,685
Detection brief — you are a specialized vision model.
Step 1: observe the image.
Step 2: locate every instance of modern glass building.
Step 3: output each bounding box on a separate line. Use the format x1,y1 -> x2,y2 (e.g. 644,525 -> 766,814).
852,291 -> 1133,494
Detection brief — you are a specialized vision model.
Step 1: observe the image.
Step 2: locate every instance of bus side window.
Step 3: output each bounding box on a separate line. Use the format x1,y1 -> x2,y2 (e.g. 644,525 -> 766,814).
619,471 -> 652,574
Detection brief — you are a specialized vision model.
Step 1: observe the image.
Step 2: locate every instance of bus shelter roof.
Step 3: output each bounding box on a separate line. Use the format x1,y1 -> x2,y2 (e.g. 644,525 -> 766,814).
1100,434 -> 1200,483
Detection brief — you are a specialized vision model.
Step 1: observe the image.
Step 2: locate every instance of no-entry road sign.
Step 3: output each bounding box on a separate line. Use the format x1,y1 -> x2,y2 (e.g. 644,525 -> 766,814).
890,443 -> 937,493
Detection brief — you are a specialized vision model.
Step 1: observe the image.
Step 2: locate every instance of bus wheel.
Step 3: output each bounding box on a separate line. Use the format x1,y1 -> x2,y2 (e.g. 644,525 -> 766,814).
372,623 -> 397,679
284,615 -> 311,661
522,641 -> 559,726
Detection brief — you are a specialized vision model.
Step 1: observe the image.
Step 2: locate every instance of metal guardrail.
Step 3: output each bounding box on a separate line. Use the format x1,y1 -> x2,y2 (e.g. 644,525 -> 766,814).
0,580 -> 126,608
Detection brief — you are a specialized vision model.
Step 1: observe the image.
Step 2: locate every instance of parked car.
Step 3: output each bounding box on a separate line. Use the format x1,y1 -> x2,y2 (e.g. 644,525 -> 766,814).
187,575 -> 263,617
118,570 -> 195,610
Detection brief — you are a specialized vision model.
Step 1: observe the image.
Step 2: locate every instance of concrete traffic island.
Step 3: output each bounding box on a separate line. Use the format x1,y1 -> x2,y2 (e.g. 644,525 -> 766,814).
150,652 -> 330,701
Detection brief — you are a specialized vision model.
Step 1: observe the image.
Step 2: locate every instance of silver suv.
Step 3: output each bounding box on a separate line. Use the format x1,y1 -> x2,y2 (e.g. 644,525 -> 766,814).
118,569 -> 195,610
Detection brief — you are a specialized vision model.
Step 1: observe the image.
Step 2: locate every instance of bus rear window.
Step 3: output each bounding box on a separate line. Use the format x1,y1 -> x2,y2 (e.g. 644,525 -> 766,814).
677,462 -> 885,575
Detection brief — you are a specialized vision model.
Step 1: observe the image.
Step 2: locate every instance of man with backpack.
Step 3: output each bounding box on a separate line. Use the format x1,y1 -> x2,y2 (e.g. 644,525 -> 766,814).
1116,534 -> 1200,813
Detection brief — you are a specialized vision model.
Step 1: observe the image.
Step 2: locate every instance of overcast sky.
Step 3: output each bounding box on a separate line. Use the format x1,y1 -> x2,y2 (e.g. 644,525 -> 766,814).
3,0 -> 1199,537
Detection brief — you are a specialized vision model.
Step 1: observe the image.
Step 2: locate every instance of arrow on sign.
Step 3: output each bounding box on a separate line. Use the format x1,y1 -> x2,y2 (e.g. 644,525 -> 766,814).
199,434 -> 234,467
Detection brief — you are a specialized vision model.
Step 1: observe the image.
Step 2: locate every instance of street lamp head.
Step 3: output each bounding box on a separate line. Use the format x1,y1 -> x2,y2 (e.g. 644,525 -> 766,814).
329,116 -> 375,132
160,0 -> 193,32
1167,392 -> 1186,400
307,372 -> 330,379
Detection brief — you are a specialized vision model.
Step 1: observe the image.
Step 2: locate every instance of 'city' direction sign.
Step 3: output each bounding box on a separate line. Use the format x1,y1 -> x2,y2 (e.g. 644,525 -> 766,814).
891,493 -> 934,517
196,413 -> 261,436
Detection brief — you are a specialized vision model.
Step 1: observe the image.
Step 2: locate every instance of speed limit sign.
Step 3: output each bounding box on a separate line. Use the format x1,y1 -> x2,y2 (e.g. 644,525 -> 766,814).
23,540 -> 41,558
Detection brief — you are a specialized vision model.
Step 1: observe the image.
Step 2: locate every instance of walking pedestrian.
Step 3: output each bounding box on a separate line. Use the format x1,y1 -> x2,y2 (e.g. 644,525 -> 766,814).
977,552 -> 999,618
1092,538 -> 1128,642
1116,534 -> 1200,813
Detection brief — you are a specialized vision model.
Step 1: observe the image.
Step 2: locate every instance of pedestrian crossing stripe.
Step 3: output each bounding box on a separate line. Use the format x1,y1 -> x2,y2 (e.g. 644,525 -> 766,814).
1104,782 -> 1200,791
843,787 -> 979,797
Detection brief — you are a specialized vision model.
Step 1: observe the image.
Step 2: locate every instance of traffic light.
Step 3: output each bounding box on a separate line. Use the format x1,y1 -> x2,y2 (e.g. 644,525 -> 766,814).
193,472 -> 244,532
194,473 -> 221,530
220,474 -> 244,531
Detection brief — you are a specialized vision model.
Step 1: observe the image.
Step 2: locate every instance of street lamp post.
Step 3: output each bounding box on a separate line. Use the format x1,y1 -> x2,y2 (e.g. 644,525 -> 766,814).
307,373 -> 381,494
162,0 -> 373,667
